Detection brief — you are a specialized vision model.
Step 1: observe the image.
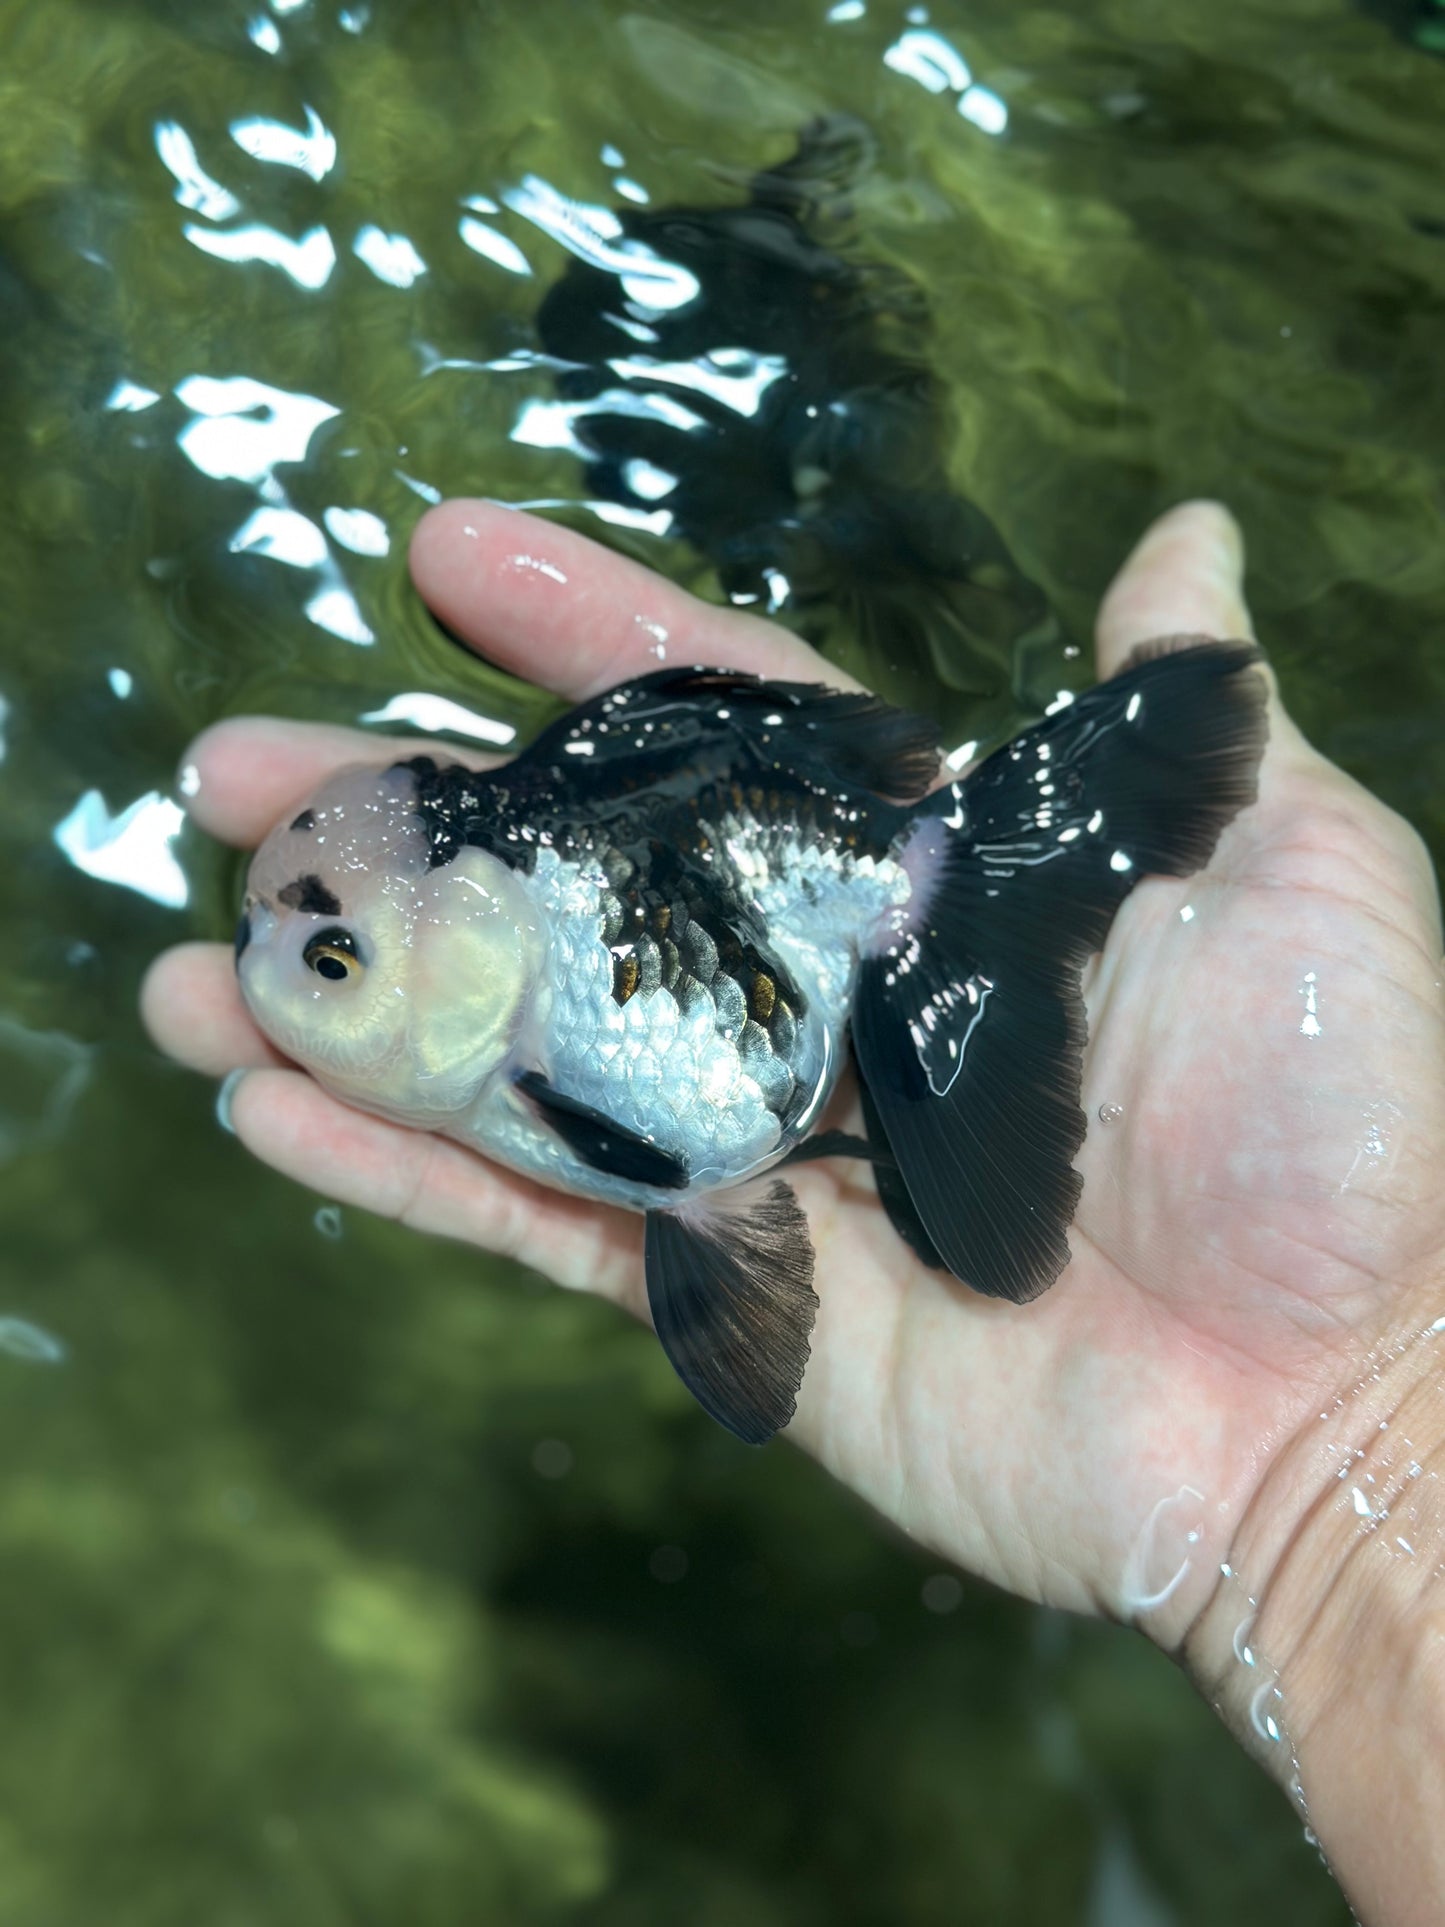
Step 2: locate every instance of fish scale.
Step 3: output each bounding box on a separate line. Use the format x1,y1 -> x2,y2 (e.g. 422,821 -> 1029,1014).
511,845 -> 809,1195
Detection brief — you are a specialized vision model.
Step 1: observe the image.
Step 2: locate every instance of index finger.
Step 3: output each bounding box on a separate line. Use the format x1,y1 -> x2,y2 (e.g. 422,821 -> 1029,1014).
179,505 -> 862,851
408,500 -> 861,697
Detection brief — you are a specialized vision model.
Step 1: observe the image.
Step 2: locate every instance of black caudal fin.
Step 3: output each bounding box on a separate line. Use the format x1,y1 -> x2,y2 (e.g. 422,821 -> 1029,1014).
644,1181 -> 818,1444
857,1076 -> 946,1273
852,641 -> 1266,1302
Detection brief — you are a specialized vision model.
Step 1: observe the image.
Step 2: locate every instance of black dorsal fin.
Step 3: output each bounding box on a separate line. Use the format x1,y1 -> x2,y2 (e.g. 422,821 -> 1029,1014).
516,1071 -> 689,1191
521,667 -> 940,803
644,1181 -> 818,1444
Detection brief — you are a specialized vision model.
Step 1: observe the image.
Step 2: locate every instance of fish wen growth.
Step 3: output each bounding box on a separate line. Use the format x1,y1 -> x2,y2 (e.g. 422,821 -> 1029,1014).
236,648 -> 1265,1443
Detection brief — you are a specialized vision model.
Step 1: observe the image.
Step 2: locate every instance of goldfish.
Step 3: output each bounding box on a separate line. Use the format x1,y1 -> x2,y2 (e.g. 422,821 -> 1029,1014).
235,647 -> 1264,1442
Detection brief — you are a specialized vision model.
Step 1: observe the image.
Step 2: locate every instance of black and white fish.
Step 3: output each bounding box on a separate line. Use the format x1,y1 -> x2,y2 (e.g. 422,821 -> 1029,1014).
235,646 -> 1265,1443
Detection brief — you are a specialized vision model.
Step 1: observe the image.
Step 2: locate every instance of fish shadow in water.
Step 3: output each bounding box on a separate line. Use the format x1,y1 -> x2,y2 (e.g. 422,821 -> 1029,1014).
533,115 -> 1058,701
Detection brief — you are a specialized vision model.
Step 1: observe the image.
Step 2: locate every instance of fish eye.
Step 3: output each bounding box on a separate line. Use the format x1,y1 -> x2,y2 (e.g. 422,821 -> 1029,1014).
302,926 -> 363,984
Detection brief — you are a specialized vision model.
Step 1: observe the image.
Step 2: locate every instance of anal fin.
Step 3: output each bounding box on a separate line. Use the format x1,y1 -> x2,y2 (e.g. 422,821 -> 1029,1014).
774,1128 -> 881,1169
774,1120 -> 945,1270
644,1181 -> 818,1445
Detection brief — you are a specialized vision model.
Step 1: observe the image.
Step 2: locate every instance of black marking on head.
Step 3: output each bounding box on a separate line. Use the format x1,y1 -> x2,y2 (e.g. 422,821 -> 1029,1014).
233,911 -> 252,963
278,874 -> 342,916
289,809 -> 317,833
397,757 -> 531,875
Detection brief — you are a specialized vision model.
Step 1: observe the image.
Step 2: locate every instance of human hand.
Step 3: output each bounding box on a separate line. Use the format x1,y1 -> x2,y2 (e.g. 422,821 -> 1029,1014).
143,501 -> 1445,1878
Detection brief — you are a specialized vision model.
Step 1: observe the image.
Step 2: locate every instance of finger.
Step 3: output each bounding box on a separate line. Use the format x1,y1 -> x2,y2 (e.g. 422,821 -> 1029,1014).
180,718 -> 499,848
1094,501 -> 1256,679
142,946 -> 648,1312
409,499 -> 860,697
141,943 -> 287,1074
1095,500 -> 1318,771
227,1067 -> 646,1309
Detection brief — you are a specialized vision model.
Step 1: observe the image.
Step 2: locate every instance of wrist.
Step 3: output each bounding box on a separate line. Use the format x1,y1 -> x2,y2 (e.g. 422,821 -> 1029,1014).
1183,1272 -> 1445,1921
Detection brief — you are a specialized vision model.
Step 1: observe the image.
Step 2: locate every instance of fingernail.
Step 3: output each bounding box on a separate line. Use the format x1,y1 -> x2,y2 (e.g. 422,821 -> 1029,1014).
216,1068 -> 248,1135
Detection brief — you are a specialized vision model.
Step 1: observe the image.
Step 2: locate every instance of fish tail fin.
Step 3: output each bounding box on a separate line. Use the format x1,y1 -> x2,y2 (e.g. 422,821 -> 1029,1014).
852,639 -> 1267,1302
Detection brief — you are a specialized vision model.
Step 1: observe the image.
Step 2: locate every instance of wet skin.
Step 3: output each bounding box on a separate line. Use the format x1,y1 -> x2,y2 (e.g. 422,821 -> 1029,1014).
144,502 -> 1445,1851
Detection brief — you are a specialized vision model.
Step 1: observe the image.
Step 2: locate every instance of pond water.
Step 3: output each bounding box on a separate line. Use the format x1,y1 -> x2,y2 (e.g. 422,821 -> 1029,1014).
2,0 -> 1441,1920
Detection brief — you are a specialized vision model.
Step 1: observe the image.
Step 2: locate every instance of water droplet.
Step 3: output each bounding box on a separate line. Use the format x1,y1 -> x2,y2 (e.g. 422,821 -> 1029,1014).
532,1438 -> 573,1479
313,1205 -> 342,1240
1249,1678 -> 1285,1743
648,1544 -> 688,1584
1097,1101 -> 1125,1125
1120,1484 -> 1205,1614
1298,969 -> 1322,1039
921,1573 -> 964,1614
511,552 -> 568,585
178,762 -> 201,799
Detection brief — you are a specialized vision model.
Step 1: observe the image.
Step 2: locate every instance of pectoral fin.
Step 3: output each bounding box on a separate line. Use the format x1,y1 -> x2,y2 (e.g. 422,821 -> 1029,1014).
644,1181 -> 818,1445
516,1070 -> 689,1191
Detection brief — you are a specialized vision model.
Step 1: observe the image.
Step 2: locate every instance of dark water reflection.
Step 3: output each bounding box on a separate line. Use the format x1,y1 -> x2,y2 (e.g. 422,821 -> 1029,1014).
2,0 -> 1442,1918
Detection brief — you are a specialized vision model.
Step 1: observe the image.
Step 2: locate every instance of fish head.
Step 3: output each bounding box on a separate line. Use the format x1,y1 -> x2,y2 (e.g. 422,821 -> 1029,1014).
236,762 -> 542,1125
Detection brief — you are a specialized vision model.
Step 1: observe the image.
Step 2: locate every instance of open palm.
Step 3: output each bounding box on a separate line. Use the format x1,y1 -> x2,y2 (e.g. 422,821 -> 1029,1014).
144,499 -> 1445,1647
